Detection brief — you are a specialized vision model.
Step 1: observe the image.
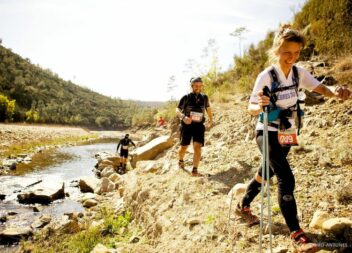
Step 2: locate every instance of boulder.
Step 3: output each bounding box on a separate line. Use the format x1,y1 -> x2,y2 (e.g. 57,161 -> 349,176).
100,159 -> 114,166
0,227 -> 33,244
136,160 -> 159,173
83,199 -> 98,208
108,173 -> 122,183
105,156 -> 120,164
79,176 -> 100,193
31,215 -> 51,229
226,183 -> 248,205
101,167 -> 115,178
322,218 -> 352,235
17,182 -> 65,204
79,193 -> 97,203
52,215 -> 81,234
130,135 -> 174,168
309,210 -> 329,229
94,178 -> 115,195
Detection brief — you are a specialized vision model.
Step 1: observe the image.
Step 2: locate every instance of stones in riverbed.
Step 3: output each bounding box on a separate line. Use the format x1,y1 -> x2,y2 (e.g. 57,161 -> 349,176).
83,199 -> 98,208
0,226 -> 33,244
31,214 -> 51,229
0,194 -> 5,201
17,182 -> 65,204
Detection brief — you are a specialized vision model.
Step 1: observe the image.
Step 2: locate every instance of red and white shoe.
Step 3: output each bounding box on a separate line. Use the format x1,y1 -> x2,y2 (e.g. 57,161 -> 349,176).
290,229 -> 318,253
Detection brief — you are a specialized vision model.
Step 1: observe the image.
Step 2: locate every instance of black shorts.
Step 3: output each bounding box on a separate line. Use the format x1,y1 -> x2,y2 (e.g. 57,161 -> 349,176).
120,149 -> 128,158
180,123 -> 205,146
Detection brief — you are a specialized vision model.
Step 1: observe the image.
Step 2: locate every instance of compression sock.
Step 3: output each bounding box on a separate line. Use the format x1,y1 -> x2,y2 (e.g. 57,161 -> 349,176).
241,179 -> 261,208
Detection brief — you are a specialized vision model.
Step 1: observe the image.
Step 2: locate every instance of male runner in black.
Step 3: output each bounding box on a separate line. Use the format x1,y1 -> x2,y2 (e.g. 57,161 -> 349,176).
176,77 -> 213,176
116,134 -> 136,174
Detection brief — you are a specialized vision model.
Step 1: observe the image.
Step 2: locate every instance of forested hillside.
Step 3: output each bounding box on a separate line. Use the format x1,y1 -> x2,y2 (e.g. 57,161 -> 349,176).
0,44 -> 158,129
203,0 -> 352,97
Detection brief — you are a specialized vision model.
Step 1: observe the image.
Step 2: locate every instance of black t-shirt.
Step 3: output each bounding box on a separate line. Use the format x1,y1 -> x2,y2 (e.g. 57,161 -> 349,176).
117,138 -> 135,150
177,93 -> 210,123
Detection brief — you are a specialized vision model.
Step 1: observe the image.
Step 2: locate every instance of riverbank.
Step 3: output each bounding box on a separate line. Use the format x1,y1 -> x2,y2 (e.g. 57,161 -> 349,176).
0,124 -> 138,176
19,94 -> 352,253
0,123 -> 97,158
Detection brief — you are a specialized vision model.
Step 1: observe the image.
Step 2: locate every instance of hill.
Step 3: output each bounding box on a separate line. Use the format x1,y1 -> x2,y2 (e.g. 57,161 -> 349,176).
202,0 -> 352,98
0,44 -> 156,129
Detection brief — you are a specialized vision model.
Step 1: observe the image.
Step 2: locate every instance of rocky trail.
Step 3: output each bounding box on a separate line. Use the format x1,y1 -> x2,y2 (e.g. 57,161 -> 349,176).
110,95 -> 351,253
3,62 -> 352,252
20,93 -> 349,253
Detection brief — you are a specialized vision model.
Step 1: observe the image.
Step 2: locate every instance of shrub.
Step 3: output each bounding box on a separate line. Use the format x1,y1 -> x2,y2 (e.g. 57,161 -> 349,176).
0,93 -> 16,121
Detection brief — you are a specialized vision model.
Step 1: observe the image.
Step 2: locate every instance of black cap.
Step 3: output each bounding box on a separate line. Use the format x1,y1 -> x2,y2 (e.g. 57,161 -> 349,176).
125,134 -> 129,138
190,77 -> 202,84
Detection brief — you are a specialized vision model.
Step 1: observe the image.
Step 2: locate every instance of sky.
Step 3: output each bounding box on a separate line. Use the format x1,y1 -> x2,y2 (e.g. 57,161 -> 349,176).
0,0 -> 306,101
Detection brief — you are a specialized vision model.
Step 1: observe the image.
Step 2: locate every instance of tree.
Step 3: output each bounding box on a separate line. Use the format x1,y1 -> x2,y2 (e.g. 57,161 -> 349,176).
230,27 -> 249,57
0,94 -> 16,121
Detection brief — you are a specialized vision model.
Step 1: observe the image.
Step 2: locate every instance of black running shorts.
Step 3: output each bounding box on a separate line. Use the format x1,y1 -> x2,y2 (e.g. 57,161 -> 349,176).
180,123 -> 205,146
120,149 -> 128,158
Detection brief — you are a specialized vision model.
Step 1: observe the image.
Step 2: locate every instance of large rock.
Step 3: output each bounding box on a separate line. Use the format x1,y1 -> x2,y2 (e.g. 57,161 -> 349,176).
94,178 -> 115,195
0,227 -> 33,244
136,160 -> 159,173
226,183 -> 248,205
101,167 -> 115,178
83,199 -> 98,208
130,135 -> 174,168
31,215 -> 51,229
52,215 -> 81,234
105,156 -> 120,164
309,210 -> 329,229
322,218 -> 352,235
108,173 -> 122,184
79,176 -> 100,193
17,182 -> 65,204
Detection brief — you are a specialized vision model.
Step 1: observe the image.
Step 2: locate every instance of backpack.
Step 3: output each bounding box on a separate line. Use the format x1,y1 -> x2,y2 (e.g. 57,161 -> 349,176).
180,93 -> 208,123
259,65 -> 304,134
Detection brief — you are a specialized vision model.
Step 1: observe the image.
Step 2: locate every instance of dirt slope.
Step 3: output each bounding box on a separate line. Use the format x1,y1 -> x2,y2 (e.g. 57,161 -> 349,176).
119,95 -> 352,253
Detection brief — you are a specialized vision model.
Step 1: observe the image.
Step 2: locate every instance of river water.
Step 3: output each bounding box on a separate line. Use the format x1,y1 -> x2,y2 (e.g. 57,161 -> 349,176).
0,141 -> 117,251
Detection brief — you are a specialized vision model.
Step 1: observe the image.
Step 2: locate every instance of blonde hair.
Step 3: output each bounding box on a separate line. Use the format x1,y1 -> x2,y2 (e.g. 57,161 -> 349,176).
268,24 -> 306,64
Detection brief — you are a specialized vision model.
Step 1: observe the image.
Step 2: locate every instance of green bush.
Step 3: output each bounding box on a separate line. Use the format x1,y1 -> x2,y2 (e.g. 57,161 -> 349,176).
0,93 -> 15,121
25,110 -> 40,122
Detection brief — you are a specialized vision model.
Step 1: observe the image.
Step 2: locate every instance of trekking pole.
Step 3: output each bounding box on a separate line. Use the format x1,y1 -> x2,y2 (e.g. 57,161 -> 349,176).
259,88 -> 273,253
227,186 -> 235,251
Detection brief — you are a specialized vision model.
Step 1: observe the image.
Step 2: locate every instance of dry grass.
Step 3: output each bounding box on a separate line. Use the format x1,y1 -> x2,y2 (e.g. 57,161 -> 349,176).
333,56 -> 352,87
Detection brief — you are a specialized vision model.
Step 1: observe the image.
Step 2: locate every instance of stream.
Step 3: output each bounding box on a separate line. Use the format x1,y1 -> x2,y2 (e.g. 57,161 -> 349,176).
0,141 -> 117,251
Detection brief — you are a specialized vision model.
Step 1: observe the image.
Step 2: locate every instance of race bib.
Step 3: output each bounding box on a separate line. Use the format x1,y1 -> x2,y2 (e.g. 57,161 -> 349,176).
122,145 -> 129,150
190,111 -> 203,122
278,128 -> 298,146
